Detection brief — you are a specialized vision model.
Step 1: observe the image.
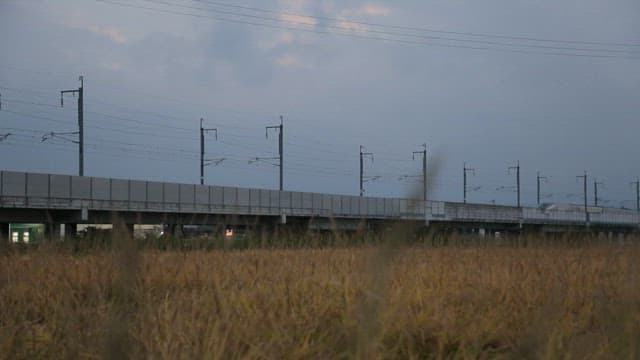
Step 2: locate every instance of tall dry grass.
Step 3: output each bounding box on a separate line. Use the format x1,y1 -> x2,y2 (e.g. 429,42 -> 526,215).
1,240 -> 639,359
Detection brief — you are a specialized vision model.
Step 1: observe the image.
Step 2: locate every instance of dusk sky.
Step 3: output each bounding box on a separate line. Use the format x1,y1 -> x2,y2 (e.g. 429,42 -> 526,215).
1,0 -> 638,207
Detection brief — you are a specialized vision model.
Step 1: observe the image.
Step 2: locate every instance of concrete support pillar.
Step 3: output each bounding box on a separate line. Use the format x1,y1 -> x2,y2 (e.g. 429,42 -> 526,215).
64,224 -> 78,239
45,223 -> 62,241
127,224 -> 135,239
167,224 -> 183,239
0,223 -> 9,243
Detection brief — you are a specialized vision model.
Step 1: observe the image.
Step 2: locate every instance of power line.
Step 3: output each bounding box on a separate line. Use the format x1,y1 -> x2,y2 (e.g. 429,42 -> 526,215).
186,0 -> 640,48
2,134 -> 356,179
0,98 -> 63,109
92,0 -> 640,60
138,0 -> 640,55
3,96 -> 364,162
1,78 -> 269,125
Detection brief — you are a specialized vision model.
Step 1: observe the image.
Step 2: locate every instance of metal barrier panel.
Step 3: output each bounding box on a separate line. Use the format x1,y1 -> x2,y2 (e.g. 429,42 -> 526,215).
26,173 -> 48,198
327,195 -> 342,215
210,186 -> 223,207
523,208 -> 550,222
8,171 -> 640,229
356,196 -> 364,216
280,191 -> 292,210
110,179 -> 129,201
71,176 -> 91,199
92,178 -> 110,200
375,198 -> 384,216
2,172 -> 25,196
249,189 -> 262,209
259,189 -> 270,208
365,198 -> 375,216
331,195 -> 342,215
312,193 -> 322,211
593,211 -> 636,225
320,194 -> 331,212
384,199 -> 391,216
346,196 -> 354,216
48,174 -> 69,198
179,184 -> 195,205
164,183 -> 179,203
322,195 -> 330,214
409,199 -> 426,218
445,203 -> 458,219
399,199 -> 409,215
195,185 -> 209,205
302,192 -> 313,209
431,202 -> 445,217
339,196 -> 350,215
237,188 -> 250,207
130,180 -> 147,202
147,182 -> 163,203
291,192 -> 302,209
223,187 -> 236,207
269,190 -> 280,209
392,199 -> 401,217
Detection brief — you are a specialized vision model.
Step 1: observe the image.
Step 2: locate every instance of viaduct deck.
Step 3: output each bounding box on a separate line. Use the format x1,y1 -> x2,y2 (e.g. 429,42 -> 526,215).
1,171 -> 638,236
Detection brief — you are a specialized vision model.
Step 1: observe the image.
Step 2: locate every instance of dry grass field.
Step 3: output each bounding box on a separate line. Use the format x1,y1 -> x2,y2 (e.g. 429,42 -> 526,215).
1,237 -> 639,359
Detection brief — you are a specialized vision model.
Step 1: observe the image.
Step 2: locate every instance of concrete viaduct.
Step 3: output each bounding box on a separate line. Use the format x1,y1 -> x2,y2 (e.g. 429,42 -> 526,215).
1,171 -> 638,240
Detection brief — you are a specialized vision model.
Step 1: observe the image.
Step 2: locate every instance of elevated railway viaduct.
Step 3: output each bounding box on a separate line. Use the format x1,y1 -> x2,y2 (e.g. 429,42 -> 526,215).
1,171 -> 638,240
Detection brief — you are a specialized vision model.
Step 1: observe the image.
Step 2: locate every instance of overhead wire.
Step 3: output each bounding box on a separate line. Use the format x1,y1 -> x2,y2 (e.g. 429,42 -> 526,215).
3,71 -> 636,202
146,0 -> 640,55
187,0 -> 640,48
2,106 -> 609,195
92,0 -> 640,60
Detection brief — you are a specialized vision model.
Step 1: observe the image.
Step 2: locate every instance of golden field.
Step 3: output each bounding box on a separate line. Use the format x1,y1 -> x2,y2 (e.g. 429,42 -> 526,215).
1,239 -> 639,359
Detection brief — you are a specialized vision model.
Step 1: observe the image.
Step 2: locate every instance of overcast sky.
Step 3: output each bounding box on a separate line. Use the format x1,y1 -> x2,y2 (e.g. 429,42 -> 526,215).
1,0 -> 638,207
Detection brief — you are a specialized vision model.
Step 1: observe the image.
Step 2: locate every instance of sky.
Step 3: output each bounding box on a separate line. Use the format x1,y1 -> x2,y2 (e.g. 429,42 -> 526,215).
0,0 -> 639,208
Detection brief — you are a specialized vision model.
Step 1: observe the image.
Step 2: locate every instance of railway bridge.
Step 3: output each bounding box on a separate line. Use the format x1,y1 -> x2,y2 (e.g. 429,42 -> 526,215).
1,171 -> 638,240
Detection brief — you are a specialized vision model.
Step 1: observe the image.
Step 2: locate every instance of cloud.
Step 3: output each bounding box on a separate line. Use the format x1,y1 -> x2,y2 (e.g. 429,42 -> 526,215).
337,21 -> 368,33
340,4 -> 391,18
101,61 -> 123,71
361,5 -> 391,16
260,32 -> 296,49
87,25 -> 128,44
281,14 -> 318,27
275,54 -> 299,66
278,0 -> 310,13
